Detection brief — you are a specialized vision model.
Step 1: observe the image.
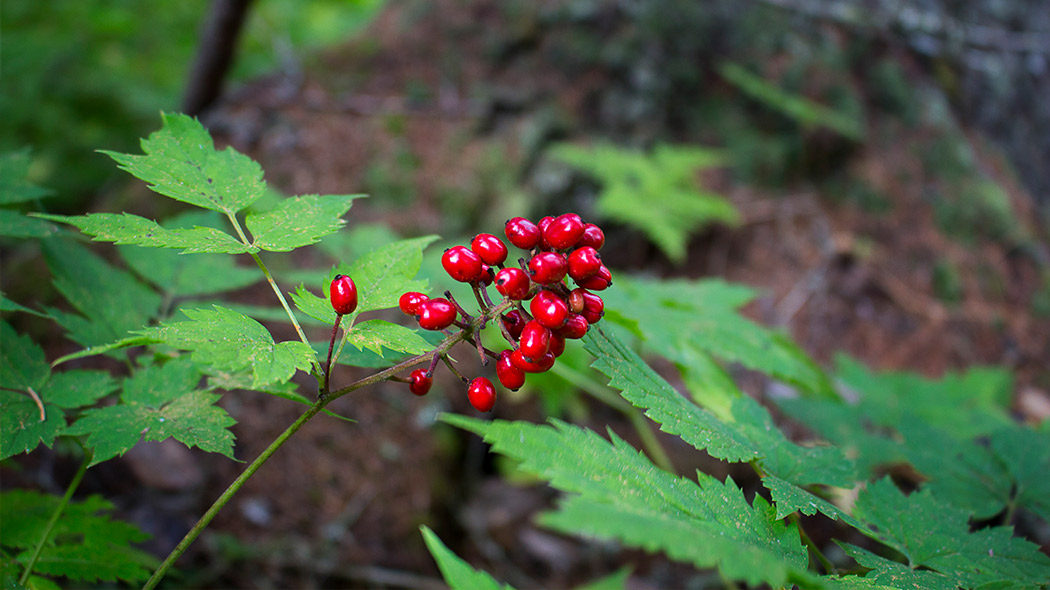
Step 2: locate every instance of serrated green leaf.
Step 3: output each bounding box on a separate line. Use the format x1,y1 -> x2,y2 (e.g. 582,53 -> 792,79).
584,326 -> 854,486
421,526 -> 514,590
0,209 -> 59,238
0,390 -> 66,460
42,239 -> 162,348
41,370 -> 118,409
762,476 -> 862,526
344,319 -> 432,357
989,427 -> 1050,524
34,212 -> 253,254
101,112 -> 264,215
839,545 -> 958,590
246,194 -> 363,251
0,149 -> 52,204
1,321 -> 50,391
50,336 -> 158,368
205,367 -> 352,422
550,143 -> 738,263
1,491 -> 154,584
442,414 -> 819,588
850,478 -> 1050,589
0,292 -> 52,318
602,276 -> 835,398
292,283 -> 336,324
136,305 -> 315,388
67,360 -> 234,465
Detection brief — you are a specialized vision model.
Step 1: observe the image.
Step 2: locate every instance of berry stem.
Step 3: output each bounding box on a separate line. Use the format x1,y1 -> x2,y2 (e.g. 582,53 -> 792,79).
471,283 -> 490,312
323,314 -> 343,394
443,291 -> 473,321
442,355 -> 469,383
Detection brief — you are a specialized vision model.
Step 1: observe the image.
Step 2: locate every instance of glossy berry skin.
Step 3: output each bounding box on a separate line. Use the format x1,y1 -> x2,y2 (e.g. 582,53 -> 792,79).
575,265 -> 611,291
548,333 -> 566,357
495,267 -> 531,300
501,310 -> 527,341
442,245 -> 484,283
555,313 -> 589,339
518,320 -> 551,360
568,288 -> 586,313
567,246 -> 602,282
544,213 -> 585,250
416,298 -> 457,330
470,233 -> 508,266
530,290 -> 569,328
580,291 -> 605,324
496,350 -> 526,391
504,217 -> 541,250
467,377 -> 497,412
511,349 -> 555,373
527,251 -> 568,284
477,264 -> 495,287
399,291 -> 429,315
578,223 -> 605,250
409,369 -> 432,396
330,274 -> 358,315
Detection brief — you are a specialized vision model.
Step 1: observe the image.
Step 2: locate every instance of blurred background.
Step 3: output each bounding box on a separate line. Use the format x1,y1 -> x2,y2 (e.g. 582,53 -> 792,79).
3,0 -> 1049,587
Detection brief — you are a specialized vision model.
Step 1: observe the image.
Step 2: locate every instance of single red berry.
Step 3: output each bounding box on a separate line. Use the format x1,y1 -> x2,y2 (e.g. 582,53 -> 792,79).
417,298 -> 457,330
511,349 -> 556,373
567,288 -> 586,313
580,291 -> 604,324
501,310 -> 527,341
330,274 -> 358,315
496,350 -> 526,391
409,369 -> 432,396
504,217 -> 542,250
527,251 -> 568,284
495,267 -> 531,300
518,320 -> 551,360
543,213 -> 586,250
470,233 -> 508,266
399,291 -> 429,315
548,333 -> 566,357
537,216 -> 555,249
555,313 -> 589,339
575,265 -> 611,291
467,377 -> 497,412
567,246 -> 602,282
530,289 -> 568,329
578,223 -> 605,250
478,264 -> 495,287
442,245 -> 484,283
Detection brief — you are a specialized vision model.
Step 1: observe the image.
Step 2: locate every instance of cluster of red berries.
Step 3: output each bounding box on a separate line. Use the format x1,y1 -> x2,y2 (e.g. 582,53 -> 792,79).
395,213 -> 610,413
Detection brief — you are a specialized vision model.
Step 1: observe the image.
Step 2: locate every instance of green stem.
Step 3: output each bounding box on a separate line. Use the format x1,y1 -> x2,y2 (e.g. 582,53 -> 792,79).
20,449 -> 92,586
791,512 -> 834,574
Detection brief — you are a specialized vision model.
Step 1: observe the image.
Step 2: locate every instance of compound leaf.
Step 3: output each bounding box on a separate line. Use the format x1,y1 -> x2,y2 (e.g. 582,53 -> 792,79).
421,526 -> 514,590
246,194 -> 363,251
343,319 -> 432,357
101,112 -> 264,215
136,305 -> 315,388
32,212 -> 253,254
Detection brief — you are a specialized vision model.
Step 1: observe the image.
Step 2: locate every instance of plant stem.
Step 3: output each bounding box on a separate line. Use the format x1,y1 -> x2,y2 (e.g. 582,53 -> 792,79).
790,512 -> 834,574
20,449 -> 92,586
324,314 -> 343,393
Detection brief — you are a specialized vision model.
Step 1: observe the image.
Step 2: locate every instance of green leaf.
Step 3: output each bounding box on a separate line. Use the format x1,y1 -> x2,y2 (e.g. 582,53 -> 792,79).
42,239 -> 162,347
1,491 -> 154,584
136,305 -> 315,388
574,568 -> 632,590
66,359 -> 235,465
0,149 -> 52,204
0,209 -> 59,238
1,321 -> 50,391
989,427 -> 1050,524
602,276 -> 835,398
101,112 -> 264,215
41,370 -> 118,409
34,212 -> 253,254
550,143 -> 738,263
246,194 -> 363,251
0,292 -> 52,319
849,478 -> 1050,589
344,319 -> 433,357
584,326 -> 854,486
421,526 -> 514,590
50,336 -> 158,368
442,414 -> 819,588
0,390 -> 66,460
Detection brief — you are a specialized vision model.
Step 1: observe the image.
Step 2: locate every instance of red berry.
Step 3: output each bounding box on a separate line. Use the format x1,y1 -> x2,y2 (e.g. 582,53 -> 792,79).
478,264 -> 495,287
580,291 -> 604,324
417,298 -> 457,330
442,245 -> 484,283
555,313 -> 589,339
399,291 -> 429,315
578,223 -> 605,250
501,310 -> 527,341
527,251 -> 568,284
567,288 -> 586,313
409,369 -> 432,396
511,349 -> 556,373
575,265 -> 611,290
470,233 -> 508,266
530,289 -> 568,329
504,217 -> 541,250
496,350 -> 526,391
495,267 -> 531,300
467,377 -> 497,412
537,216 -> 555,250
518,320 -> 551,360
567,246 -> 602,282
543,213 -> 585,250
330,274 -> 358,315
548,333 -> 566,357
